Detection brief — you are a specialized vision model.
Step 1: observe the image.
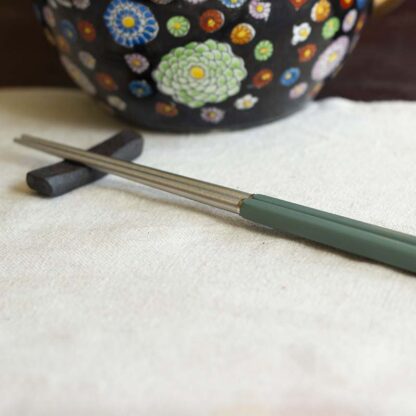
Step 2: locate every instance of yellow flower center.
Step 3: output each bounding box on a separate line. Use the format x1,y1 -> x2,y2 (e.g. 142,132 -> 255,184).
207,18 -> 216,27
122,16 -> 136,29
256,5 -> 264,12
173,22 -> 182,29
328,51 -> 338,62
299,28 -> 309,37
190,66 -> 205,79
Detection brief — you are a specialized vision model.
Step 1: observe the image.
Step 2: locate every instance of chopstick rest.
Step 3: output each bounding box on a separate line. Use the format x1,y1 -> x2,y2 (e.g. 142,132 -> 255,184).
26,130 -> 143,197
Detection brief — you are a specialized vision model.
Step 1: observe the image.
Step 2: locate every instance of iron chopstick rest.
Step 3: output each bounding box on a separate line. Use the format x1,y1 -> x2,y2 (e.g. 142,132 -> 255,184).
15,134 -> 416,274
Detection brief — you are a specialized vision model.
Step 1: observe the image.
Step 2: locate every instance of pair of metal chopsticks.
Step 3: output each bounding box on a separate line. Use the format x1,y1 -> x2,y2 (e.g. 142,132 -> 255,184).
15,134 -> 416,274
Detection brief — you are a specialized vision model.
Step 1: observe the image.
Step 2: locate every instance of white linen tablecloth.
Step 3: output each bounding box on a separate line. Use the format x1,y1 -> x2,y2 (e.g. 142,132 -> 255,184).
1,88 -> 416,415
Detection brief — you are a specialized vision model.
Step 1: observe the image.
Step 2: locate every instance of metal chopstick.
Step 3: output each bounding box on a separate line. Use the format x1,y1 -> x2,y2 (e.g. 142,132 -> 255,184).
15,134 -> 416,274
15,135 -> 250,213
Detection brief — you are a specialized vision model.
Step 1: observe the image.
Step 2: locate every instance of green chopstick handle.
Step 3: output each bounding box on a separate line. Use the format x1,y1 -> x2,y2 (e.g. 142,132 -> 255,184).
240,194 -> 416,274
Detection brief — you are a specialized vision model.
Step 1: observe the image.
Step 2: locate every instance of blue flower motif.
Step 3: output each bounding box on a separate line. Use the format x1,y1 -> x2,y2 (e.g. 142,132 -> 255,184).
60,20 -> 77,43
104,0 -> 159,48
280,67 -> 301,87
219,0 -> 248,8
129,80 -> 153,98
356,0 -> 368,10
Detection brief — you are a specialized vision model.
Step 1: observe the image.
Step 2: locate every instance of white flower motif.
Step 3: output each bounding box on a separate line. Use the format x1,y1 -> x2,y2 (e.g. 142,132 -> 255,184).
125,53 -> 150,74
289,82 -> 308,99
343,9 -> 358,32
291,23 -> 312,45
311,36 -> 350,81
47,0 -> 58,9
201,107 -> 225,123
60,55 -> 96,95
43,6 -> 56,28
234,94 -> 258,110
56,0 -> 72,7
107,95 -> 127,111
73,0 -> 90,9
78,51 -> 96,70
249,0 -> 271,20
54,0 -> 91,8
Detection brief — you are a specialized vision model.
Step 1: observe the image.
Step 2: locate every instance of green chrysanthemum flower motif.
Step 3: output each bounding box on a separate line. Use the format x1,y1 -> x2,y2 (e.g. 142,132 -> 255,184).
322,17 -> 340,40
167,16 -> 190,37
254,40 -> 273,61
152,39 -> 248,108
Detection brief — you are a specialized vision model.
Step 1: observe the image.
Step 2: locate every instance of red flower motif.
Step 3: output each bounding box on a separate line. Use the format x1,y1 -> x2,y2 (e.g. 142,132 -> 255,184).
340,0 -> 354,9
289,0 -> 310,11
77,20 -> 96,42
199,9 -> 225,33
95,73 -> 118,91
155,102 -> 178,117
252,69 -> 274,89
297,43 -> 317,63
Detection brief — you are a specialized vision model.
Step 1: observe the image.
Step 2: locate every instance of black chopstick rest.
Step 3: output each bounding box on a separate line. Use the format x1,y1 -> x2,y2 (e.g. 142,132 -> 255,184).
26,129 -> 143,197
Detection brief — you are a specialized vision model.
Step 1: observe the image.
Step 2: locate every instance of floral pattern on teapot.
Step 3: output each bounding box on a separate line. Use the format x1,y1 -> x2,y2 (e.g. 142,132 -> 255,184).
35,0 -> 370,131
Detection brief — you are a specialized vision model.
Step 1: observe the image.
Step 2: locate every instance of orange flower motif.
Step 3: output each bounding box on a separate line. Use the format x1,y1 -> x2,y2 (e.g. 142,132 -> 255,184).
311,0 -> 331,23
230,23 -> 256,45
355,13 -> 367,33
95,73 -> 118,91
155,102 -> 178,117
43,28 -> 56,47
298,43 -> 317,62
252,69 -> 274,89
308,82 -> 324,98
56,35 -> 70,54
199,9 -> 224,33
77,20 -> 96,42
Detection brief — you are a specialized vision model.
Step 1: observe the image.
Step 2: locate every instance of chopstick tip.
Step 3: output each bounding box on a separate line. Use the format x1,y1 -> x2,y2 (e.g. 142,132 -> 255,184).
14,134 -> 37,145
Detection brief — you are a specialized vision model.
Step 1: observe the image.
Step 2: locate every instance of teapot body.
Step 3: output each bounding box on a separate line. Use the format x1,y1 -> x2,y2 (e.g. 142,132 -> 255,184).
34,0 -> 371,132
